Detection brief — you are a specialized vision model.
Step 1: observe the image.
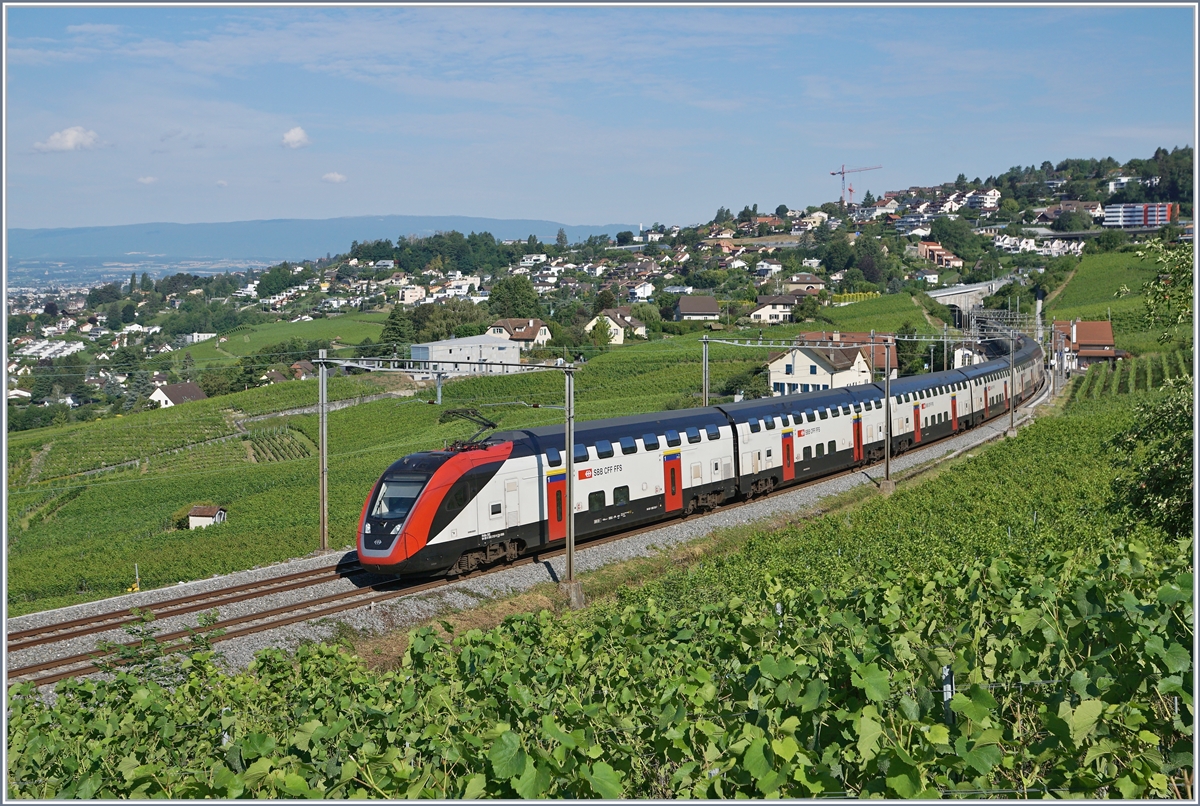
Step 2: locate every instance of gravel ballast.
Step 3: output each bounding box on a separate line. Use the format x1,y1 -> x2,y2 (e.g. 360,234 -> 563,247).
7,393 -> 1050,681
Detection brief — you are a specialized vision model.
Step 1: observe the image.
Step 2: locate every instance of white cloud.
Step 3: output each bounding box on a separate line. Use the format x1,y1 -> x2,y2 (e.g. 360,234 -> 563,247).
137,176 -> 158,185
322,172 -> 347,183
34,126 -> 98,152
216,179 -> 228,186
282,126 -> 310,148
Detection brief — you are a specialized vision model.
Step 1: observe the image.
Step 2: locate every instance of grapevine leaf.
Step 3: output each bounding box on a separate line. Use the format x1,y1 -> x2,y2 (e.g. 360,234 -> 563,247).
461,773 -> 487,799
489,731 -> 526,780
1070,699 -> 1105,745
852,663 -> 890,702
743,738 -> 772,782
963,744 -> 1002,775
856,706 -> 883,761
885,756 -> 921,798
583,761 -> 623,799
513,756 -> 550,799
1161,642 -> 1191,673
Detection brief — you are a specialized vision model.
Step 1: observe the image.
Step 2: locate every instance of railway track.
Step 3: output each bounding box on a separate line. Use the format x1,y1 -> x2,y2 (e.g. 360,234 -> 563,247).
7,385 -> 1048,689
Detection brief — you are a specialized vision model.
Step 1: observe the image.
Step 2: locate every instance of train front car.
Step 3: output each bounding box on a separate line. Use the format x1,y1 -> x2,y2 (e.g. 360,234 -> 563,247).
357,441 -> 514,576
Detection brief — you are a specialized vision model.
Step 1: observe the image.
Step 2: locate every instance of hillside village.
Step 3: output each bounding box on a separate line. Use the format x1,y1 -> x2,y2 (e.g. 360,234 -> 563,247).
6,147 -> 1192,431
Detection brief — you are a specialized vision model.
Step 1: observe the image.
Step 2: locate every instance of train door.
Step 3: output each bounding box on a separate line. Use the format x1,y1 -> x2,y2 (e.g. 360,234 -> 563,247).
951,393 -> 958,432
663,450 -> 682,513
782,429 -> 795,482
1004,380 -> 1010,411
852,413 -> 863,461
546,469 -> 567,541
505,479 -> 520,528
984,385 -> 989,418
912,402 -> 922,443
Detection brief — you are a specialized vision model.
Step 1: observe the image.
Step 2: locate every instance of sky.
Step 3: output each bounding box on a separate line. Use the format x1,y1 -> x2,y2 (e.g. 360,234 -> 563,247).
5,4 -> 1196,231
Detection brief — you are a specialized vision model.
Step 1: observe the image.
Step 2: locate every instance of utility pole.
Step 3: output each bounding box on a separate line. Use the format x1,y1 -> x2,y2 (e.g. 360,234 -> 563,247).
562,366 -> 583,608
880,339 -> 895,496
1007,333 -> 1018,438
702,335 -> 709,406
943,322 -> 948,372
318,349 -> 329,552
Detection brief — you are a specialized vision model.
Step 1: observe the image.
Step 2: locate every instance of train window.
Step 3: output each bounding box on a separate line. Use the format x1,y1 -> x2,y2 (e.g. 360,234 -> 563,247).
613,486 -> 630,506
490,503 -> 502,516
803,445 -> 812,461
555,490 -> 563,521
642,433 -> 660,451
748,419 -> 761,433
831,408 -> 840,418
791,411 -> 802,425
686,427 -> 701,443
574,444 -> 589,463
764,417 -> 775,430
670,467 -> 677,495
596,440 -> 615,459
853,403 -> 863,413
803,409 -> 815,422
819,409 -> 829,420
619,436 -> 637,455
445,485 -> 469,513
588,491 -> 605,511
828,440 -> 836,454
666,430 -> 682,447
815,443 -> 825,457
875,400 -> 883,410
546,446 -> 563,467
706,424 -> 721,440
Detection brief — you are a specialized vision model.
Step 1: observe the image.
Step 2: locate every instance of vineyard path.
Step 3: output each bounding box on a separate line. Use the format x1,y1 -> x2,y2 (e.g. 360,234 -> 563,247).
1042,267 -> 1078,308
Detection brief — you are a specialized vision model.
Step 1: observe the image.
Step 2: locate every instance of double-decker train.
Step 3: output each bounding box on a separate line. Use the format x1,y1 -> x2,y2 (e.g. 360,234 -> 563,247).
358,336 -> 1044,577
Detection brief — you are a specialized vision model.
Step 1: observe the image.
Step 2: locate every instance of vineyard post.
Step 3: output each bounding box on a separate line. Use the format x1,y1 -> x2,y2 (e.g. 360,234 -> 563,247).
563,365 -> 583,608
436,372 -> 444,405
881,339 -> 894,495
702,336 -> 709,406
319,349 -> 329,552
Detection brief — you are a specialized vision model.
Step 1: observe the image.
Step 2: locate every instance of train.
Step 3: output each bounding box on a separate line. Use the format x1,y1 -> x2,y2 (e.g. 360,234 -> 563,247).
358,336 -> 1044,577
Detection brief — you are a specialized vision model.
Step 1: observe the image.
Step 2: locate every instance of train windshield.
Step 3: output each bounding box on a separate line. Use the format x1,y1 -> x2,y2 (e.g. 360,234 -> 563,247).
372,475 -> 429,520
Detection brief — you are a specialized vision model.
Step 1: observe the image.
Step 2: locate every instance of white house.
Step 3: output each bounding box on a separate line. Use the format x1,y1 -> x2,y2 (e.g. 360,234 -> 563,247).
398,286 -> 427,304
519,254 -> 549,267
584,308 -> 646,345
183,332 -> 217,344
188,505 -> 227,530
768,345 -> 872,395
749,296 -> 798,324
410,335 -> 523,375
148,382 -> 208,408
488,318 -> 553,351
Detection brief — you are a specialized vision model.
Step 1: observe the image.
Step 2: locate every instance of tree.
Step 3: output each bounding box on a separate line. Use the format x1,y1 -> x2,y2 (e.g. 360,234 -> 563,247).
822,236 -> 854,275
1124,238 -> 1193,344
121,302 -> 136,324
630,302 -> 661,330
556,228 -> 568,249
615,231 -> 634,246
895,321 -> 924,375
1051,210 -> 1093,232
1106,378 -> 1192,536
380,305 -> 416,346
130,272 -> 138,297
130,370 -> 154,400
103,374 -> 123,400
861,190 -> 875,206
775,204 -> 790,218
589,316 -> 612,349
713,206 -> 732,224
593,288 -> 617,315
955,173 -> 968,192
140,272 -> 154,292
181,351 -> 196,382
43,302 -> 58,318
526,234 -> 538,249
488,276 -> 540,320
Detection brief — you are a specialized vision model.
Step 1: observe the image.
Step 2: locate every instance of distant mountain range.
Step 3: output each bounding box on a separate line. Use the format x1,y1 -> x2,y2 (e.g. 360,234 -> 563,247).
7,214 -> 641,263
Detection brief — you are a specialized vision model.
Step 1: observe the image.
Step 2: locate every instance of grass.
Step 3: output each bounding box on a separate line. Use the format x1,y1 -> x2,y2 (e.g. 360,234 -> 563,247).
1046,250 -> 1155,314
181,312 -> 385,363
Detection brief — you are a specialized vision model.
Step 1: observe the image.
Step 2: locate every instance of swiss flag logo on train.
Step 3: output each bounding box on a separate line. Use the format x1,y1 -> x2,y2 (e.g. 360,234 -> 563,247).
578,469 -> 592,480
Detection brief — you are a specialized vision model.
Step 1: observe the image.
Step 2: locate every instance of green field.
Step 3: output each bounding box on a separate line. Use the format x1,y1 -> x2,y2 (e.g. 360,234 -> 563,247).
1044,250 -> 1181,354
179,312 -> 386,363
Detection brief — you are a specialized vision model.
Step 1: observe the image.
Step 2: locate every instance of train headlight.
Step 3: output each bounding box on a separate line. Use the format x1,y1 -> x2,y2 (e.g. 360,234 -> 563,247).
364,522 -> 371,534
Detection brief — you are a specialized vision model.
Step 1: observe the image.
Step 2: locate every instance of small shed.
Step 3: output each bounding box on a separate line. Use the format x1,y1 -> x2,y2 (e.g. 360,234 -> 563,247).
188,505 -> 227,530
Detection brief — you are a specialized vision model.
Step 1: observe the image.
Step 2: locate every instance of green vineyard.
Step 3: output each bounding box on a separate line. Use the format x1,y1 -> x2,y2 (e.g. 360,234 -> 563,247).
6,393 -> 1191,799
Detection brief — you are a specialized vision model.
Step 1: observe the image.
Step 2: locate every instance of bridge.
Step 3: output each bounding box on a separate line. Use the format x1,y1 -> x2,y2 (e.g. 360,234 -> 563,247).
927,277 -> 1014,327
